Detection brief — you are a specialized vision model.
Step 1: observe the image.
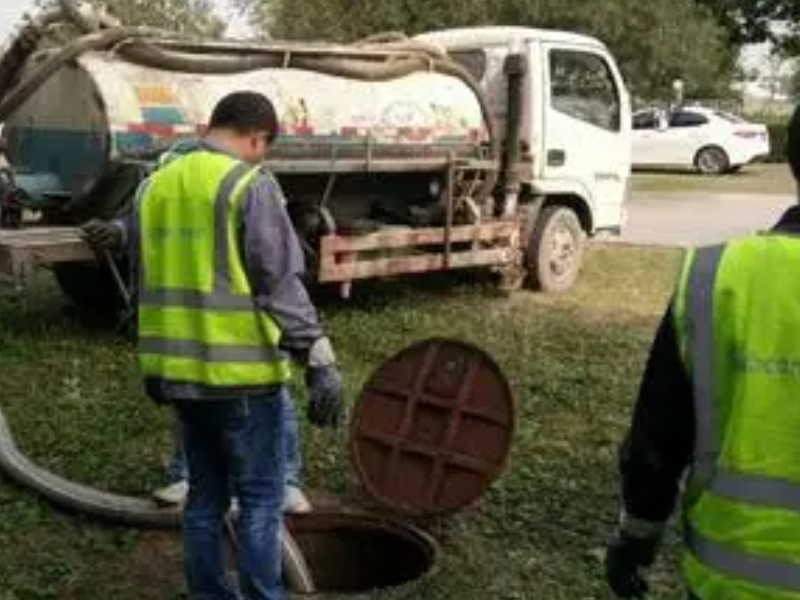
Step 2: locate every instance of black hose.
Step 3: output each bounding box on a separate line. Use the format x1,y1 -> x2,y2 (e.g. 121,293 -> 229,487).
0,27 -> 161,123
0,403 -> 316,591
58,0 -> 98,33
0,405 -> 182,527
0,10 -> 62,96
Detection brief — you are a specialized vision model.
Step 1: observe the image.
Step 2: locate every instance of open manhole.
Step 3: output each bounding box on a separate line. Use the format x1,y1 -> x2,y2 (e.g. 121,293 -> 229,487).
285,512 -> 438,594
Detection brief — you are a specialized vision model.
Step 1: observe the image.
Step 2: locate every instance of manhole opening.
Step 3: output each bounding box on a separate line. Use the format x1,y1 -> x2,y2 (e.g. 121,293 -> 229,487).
286,513 -> 437,594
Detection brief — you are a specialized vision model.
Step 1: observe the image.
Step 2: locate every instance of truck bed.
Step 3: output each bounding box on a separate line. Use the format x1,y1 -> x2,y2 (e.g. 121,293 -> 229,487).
0,227 -> 94,289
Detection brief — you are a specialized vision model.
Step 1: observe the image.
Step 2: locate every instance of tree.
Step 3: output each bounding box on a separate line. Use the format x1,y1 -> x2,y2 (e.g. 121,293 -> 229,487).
694,0 -> 800,53
789,61 -> 800,102
233,0 -> 736,101
34,0 -> 226,38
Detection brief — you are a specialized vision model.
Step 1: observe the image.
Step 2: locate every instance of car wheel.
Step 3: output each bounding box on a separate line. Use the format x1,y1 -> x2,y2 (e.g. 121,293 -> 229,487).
695,146 -> 730,175
526,205 -> 585,293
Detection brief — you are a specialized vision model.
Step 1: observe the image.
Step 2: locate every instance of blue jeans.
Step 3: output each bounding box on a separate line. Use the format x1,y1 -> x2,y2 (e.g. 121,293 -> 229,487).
170,391 -> 302,488
176,389 -> 287,600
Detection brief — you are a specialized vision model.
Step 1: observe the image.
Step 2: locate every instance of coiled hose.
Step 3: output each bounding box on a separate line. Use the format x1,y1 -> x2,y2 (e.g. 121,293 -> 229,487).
0,405 -> 316,592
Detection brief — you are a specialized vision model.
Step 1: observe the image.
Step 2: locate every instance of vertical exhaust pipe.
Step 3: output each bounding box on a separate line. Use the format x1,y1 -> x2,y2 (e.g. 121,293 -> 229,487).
501,52 -> 527,218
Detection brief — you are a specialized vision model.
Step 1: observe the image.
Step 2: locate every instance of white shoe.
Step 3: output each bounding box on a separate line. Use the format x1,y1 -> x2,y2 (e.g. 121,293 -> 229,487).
283,485 -> 312,513
152,480 -> 189,505
228,496 -> 241,520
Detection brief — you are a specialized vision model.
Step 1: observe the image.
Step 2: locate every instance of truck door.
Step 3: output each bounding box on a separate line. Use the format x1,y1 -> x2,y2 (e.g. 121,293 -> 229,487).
542,44 -> 631,229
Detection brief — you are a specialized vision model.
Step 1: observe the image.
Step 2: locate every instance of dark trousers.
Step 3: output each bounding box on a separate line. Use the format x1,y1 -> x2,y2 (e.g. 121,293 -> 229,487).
176,389 -> 287,600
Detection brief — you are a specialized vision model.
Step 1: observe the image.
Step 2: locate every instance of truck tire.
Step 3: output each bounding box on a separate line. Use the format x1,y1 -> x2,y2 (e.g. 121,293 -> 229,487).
526,205 -> 585,293
53,260 -> 125,312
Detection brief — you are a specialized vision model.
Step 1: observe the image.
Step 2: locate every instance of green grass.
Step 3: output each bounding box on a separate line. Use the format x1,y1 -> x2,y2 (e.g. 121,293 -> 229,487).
0,245 -> 688,599
632,162 -> 795,196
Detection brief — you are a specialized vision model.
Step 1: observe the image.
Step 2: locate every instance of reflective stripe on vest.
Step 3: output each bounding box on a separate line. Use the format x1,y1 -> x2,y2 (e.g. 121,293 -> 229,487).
686,526 -> 800,592
676,238 -> 800,598
137,151 -> 291,387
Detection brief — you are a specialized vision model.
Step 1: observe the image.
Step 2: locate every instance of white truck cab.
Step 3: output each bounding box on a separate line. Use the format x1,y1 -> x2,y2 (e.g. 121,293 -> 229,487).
420,27 -> 631,230
419,27 -> 632,289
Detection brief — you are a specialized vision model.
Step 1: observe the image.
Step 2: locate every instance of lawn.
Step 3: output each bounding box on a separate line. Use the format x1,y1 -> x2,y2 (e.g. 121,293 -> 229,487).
631,162 -> 795,196
0,244 -> 689,600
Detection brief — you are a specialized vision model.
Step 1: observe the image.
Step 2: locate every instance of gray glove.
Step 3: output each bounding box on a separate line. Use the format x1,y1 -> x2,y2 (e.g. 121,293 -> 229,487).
80,219 -> 123,250
605,529 -> 661,598
305,337 -> 342,428
305,364 -> 343,428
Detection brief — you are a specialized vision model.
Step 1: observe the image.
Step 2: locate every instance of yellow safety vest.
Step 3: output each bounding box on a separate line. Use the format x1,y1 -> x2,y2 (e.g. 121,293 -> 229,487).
674,235 -> 800,599
136,150 -> 292,388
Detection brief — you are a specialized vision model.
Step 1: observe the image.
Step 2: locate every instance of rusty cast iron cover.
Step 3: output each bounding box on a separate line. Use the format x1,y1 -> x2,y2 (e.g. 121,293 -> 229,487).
350,338 -> 515,516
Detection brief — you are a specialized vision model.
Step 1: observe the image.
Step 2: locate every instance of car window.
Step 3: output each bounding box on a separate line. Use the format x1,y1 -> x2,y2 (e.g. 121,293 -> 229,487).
449,49 -> 488,82
633,111 -> 658,130
669,111 -> 709,128
550,49 -> 620,132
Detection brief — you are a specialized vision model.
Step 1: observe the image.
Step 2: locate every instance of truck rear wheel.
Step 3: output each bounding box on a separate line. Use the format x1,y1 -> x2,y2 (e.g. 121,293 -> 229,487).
526,205 -> 585,292
53,260 -> 126,312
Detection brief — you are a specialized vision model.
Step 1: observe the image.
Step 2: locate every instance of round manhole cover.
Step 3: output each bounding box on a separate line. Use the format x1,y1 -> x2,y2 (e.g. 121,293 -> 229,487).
350,338 -> 515,516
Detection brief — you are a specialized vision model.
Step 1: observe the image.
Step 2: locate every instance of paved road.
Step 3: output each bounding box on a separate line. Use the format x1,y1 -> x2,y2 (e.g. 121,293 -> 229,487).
618,191 -> 796,247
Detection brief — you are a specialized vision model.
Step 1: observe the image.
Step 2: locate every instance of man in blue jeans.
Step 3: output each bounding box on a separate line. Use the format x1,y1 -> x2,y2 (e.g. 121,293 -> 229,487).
82,91 -> 342,600
154,395 -> 311,513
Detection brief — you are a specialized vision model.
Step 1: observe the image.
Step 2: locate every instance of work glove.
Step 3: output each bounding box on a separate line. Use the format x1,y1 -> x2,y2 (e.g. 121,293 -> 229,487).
605,528 -> 661,598
80,219 -> 123,250
305,337 -> 343,428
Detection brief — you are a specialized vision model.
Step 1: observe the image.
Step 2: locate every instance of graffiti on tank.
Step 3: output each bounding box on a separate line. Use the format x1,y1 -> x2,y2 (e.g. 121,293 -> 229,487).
429,103 -> 470,134
282,97 -> 314,136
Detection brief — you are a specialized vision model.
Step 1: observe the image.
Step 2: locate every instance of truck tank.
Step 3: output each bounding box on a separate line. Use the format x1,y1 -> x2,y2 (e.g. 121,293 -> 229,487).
4,45 -> 495,229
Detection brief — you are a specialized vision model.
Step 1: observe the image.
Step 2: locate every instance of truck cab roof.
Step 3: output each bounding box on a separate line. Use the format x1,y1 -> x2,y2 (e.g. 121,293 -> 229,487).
415,26 -> 609,52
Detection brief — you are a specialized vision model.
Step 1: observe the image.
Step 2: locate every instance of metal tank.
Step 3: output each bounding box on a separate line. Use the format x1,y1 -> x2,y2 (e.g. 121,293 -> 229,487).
4,50 -> 491,208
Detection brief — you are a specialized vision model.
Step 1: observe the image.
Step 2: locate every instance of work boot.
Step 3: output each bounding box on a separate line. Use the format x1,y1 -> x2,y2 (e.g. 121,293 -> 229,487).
152,480 -> 188,506
283,485 -> 312,513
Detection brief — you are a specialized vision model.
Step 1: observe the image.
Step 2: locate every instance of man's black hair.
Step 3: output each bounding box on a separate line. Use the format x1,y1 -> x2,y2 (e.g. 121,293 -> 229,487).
209,91 -> 279,142
788,104 -> 800,181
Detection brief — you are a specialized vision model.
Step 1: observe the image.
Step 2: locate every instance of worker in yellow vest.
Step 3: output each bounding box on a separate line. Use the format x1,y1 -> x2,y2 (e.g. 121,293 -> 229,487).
606,105 -> 800,600
83,91 -> 342,600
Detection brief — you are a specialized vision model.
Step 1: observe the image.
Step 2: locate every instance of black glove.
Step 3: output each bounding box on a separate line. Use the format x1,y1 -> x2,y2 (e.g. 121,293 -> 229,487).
605,529 -> 661,598
80,219 -> 122,250
305,364 -> 342,428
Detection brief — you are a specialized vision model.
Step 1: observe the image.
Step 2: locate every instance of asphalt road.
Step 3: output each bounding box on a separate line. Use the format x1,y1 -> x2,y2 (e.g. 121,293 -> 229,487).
618,190 -> 797,247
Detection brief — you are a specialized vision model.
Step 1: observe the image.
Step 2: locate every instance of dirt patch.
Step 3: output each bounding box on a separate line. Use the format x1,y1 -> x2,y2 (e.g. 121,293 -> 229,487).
125,531 -> 184,598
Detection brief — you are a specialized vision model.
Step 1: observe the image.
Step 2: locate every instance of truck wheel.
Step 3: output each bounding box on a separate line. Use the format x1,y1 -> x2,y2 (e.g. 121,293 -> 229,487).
526,205 -> 585,292
695,146 -> 729,175
53,261 -> 126,312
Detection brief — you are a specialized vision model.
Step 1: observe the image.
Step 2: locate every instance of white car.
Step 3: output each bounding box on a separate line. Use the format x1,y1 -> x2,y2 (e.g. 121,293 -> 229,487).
632,106 -> 770,174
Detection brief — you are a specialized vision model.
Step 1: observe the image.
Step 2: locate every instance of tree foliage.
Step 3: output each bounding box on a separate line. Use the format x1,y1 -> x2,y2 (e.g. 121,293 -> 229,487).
695,0 -> 800,53
34,0 -> 226,38
233,0 -> 735,100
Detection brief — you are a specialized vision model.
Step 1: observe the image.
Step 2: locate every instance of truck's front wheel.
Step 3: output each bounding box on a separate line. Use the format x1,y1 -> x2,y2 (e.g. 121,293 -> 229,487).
526,205 -> 585,292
